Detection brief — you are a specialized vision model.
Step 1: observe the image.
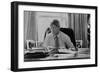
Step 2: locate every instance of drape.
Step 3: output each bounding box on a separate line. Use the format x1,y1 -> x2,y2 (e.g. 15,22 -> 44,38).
68,13 -> 88,48
24,11 -> 37,49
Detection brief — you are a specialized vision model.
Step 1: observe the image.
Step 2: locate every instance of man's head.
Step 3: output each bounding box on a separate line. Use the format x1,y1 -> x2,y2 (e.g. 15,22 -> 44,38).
50,20 -> 60,35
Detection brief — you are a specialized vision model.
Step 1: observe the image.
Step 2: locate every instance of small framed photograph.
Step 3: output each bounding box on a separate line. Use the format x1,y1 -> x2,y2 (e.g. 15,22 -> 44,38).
11,1 -> 98,71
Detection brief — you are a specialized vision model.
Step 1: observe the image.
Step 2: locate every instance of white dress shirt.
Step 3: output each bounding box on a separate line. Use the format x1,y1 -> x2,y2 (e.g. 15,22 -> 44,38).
43,31 -> 75,49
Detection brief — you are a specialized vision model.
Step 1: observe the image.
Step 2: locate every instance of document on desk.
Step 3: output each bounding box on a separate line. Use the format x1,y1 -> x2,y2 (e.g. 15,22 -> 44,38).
46,46 -> 77,54
43,49 -> 77,60
58,49 -> 77,54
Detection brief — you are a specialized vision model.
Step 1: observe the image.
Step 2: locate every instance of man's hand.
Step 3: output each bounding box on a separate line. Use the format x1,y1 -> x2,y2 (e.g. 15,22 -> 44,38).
70,48 -> 78,51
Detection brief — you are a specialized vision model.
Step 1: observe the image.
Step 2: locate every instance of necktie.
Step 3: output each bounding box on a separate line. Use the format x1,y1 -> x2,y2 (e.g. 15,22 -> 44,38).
54,35 -> 60,54
54,35 -> 59,48
49,35 -> 59,55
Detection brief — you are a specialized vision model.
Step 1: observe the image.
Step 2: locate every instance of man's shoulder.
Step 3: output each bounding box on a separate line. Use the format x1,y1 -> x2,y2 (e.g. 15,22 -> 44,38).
46,33 -> 53,38
60,31 -> 70,38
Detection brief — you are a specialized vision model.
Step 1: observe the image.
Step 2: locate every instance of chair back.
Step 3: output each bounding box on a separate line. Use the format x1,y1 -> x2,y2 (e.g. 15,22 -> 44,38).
60,28 -> 76,48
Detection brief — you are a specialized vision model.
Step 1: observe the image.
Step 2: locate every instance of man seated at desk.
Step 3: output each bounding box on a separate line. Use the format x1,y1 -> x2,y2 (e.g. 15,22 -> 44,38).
43,20 -> 77,57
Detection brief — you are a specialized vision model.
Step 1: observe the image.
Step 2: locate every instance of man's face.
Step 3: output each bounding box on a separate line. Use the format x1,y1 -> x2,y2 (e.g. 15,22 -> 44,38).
50,25 -> 60,35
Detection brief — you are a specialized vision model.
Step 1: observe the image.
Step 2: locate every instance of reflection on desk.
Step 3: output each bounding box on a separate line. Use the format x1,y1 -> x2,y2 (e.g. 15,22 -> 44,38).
24,48 -> 90,62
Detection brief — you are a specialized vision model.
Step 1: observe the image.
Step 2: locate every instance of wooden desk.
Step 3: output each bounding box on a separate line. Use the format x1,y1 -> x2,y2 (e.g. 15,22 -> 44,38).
24,48 -> 90,62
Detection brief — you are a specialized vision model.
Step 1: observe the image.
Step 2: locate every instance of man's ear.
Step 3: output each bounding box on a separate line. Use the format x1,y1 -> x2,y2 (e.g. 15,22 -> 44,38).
58,27 -> 60,30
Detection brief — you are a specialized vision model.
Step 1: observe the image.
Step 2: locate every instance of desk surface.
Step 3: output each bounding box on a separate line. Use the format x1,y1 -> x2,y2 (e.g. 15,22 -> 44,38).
24,48 -> 90,62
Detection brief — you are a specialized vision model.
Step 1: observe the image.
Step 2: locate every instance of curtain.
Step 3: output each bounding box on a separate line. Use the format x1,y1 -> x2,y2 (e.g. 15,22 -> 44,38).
24,11 -> 37,49
68,13 -> 88,48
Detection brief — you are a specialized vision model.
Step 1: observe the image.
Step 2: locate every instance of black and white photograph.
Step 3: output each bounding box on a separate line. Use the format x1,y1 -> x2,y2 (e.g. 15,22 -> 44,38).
11,1 -> 97,71
24,11 -> 91,62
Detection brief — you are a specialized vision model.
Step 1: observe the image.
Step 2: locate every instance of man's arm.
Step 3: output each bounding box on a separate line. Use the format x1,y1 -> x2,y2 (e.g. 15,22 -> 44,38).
43,35 -> 50,48
64,35 -> 75,50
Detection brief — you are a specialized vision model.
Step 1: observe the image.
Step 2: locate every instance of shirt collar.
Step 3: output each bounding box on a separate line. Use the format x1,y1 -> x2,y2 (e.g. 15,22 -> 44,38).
52,31 -> 61,38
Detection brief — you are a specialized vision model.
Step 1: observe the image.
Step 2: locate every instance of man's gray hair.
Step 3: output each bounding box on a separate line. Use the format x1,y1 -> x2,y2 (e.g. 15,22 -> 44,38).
50,20 -> 60,27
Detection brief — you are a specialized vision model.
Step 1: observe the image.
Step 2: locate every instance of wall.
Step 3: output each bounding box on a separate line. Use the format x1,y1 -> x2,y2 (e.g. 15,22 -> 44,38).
0,0 -> 99,73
